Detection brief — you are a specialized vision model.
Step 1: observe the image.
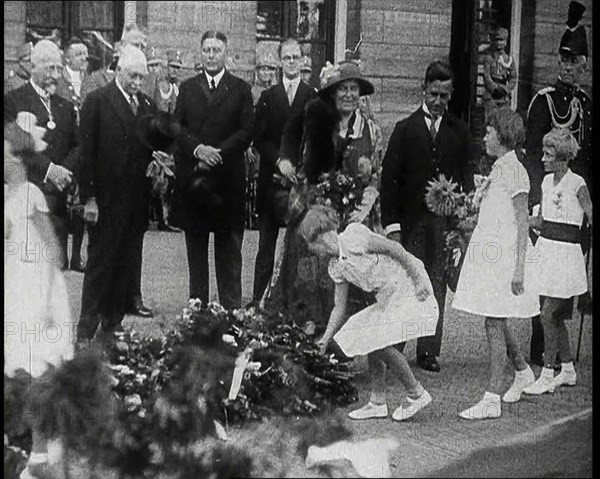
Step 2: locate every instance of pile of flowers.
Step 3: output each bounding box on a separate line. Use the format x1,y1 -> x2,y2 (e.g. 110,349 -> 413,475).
314,171 -> 361,226
106,301 -> 358,424
4,301 -> 359,478
425,174 -> 488,291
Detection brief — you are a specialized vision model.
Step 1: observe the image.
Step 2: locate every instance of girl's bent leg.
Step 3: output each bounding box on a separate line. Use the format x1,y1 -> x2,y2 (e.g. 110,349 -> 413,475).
378,346 -> 423,398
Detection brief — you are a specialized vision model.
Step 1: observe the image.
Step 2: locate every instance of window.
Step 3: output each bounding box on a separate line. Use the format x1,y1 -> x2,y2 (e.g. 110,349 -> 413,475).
256,0 -> 335,86
26,1 -> 124,71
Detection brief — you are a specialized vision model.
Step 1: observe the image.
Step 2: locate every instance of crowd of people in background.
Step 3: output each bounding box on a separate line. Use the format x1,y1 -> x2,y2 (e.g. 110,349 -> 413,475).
4,4 -> 592,462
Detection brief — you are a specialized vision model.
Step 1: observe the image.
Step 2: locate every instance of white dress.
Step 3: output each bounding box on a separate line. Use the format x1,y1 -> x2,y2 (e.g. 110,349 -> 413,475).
329,223 -> 439,357
452,151 -> 540,318
535,170 -> 588,298
4,183 -> 74,378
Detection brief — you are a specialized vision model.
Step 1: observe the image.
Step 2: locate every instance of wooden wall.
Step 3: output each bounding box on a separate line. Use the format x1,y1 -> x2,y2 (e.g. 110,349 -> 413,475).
3,1 -> 27,80
358,0 -> 453,142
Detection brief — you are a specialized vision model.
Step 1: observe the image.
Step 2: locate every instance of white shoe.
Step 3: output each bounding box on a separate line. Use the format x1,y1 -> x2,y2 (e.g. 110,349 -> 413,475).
459,392 -> 501,420
523,374 -> 556,395
553,369 -> 577,387
502,366 -> 535,403
392,390 -> 432,421
348,402 -> 388,420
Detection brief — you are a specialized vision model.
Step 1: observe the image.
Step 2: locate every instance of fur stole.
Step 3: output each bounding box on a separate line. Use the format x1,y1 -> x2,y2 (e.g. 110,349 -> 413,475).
302,97 -> 340,184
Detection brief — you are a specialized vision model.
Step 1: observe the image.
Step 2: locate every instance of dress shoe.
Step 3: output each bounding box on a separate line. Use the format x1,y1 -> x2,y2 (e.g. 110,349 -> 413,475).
392,389 -> 432,421
129,304 -> 154,318
523,369 -> 556,395
348,402 -> 388,420
157,223 -> 181,232
417,355 -> 441,372
459,392 -> 501,420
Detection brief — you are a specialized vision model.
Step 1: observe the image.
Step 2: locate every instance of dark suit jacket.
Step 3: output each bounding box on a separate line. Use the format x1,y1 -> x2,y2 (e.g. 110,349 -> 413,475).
172,70 -> 254,231
4,82 -> 79,210
254,80 -> 316,212
380,107 -> 475,229
78,81 -> 156,230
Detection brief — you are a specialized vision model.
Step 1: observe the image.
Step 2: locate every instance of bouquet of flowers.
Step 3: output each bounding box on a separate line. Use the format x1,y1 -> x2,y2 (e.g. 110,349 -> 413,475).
314,171 -> 361,226
425,174 -> 488,291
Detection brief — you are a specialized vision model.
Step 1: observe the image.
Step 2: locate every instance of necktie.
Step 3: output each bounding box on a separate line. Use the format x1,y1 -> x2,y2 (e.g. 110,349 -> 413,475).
286,82 -> 294,105
425,112 -> 438,140
129,94 -> 139,115
210,78 -> 216,91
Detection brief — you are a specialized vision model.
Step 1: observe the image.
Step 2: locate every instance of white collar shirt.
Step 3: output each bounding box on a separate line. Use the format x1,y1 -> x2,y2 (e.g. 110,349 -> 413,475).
205,68 -> 225,89
422,102 -> 443,132
65,66 -> 82,96
282,76 -> 301,103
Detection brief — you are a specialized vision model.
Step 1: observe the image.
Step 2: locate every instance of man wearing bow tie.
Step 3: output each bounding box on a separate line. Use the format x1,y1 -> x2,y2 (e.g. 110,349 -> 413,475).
381,61 -> 475,372
4,39 -> 79,270
171,30 -> 254,310
77,46 -> 159,341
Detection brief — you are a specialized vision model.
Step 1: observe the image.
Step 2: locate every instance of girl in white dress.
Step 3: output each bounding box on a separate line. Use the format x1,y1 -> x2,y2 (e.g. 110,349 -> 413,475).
298,205 -> 439,422
5,117 -> 74,478
452,108 -> 539,420
523,128 -> 592,395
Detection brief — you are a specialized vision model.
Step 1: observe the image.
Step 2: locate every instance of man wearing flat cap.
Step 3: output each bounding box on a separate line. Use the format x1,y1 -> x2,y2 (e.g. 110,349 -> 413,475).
480,26 -> 517,117
4,39 -> 79,270
523,0 -> 592,367
4,42 -> 33,95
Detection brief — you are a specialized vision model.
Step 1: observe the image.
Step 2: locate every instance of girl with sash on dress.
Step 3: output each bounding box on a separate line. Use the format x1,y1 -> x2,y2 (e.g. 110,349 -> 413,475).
523,128 -> 592,395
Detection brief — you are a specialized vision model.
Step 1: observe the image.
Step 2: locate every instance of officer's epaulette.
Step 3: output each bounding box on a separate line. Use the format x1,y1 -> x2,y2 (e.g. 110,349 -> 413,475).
574,86 -> 591,101
526,86 -> 555,118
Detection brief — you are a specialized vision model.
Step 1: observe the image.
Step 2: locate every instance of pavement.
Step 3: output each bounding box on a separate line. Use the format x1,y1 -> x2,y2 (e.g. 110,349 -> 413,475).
63,227 -> 593,478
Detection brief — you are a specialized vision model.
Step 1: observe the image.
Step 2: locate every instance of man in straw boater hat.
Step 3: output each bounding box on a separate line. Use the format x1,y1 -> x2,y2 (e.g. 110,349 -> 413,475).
4,39 -> 80,270
523,0 -> 592,368
76,46 -> 178,343
381,60 -> 475,373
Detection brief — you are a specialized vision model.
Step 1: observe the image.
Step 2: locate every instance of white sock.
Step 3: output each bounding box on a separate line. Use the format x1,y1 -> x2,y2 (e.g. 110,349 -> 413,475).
28,452 -> 48,465
483,391 -> 501,402
515,365 -> 531,377
561,362 -> 575,373
540,367 -> 555,378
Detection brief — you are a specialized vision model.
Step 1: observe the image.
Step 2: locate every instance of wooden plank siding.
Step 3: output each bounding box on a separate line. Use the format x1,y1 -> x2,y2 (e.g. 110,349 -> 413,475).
360,1 -> 453,142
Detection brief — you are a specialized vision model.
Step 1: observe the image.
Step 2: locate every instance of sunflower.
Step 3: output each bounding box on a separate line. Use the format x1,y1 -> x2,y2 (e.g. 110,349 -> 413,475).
424,174 -> 460,216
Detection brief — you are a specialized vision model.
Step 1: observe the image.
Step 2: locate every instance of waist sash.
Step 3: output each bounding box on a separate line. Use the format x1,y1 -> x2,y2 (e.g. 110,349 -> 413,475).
540,220 -> 581,244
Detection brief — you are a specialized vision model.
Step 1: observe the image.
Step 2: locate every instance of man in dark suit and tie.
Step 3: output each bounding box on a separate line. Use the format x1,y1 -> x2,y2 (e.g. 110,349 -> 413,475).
172,31 -> 254,310
4,39 -> 79,270
251,38 -> 317,304
381,60 -> 475,372
77,46 -> 160,341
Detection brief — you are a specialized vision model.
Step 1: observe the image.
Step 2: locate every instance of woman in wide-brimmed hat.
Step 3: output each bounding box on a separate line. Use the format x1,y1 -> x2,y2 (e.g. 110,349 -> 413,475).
264,59 -> 384,335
